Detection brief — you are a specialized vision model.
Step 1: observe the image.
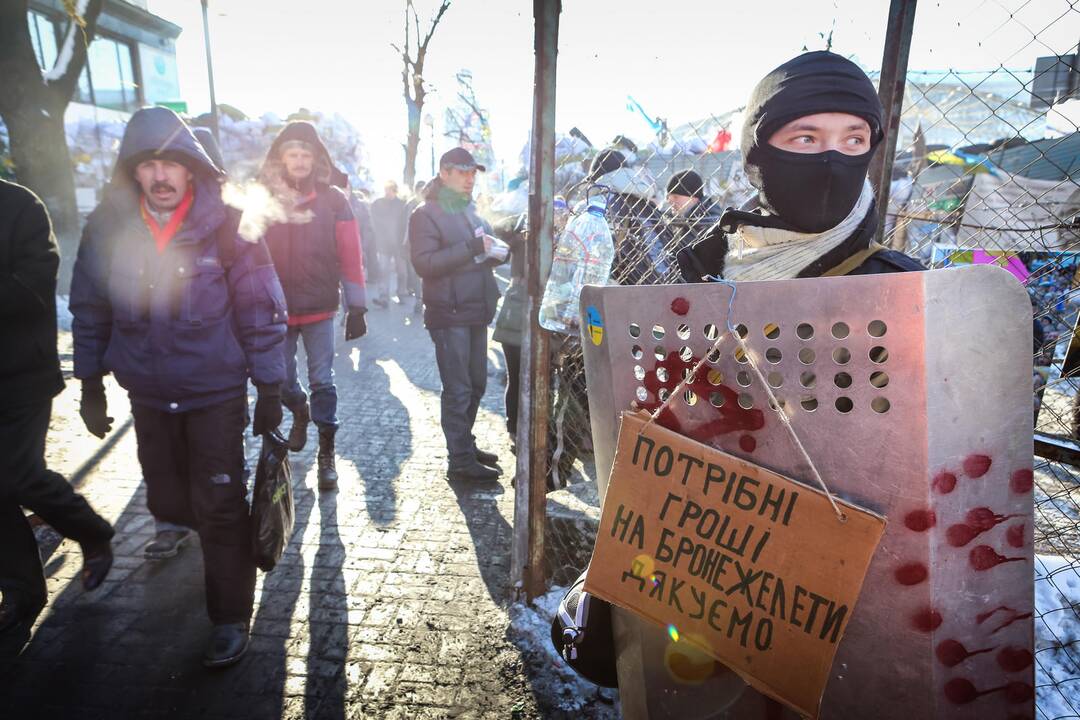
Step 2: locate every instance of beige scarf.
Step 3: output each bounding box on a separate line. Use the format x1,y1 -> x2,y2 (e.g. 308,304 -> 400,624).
723,180 -> 874,282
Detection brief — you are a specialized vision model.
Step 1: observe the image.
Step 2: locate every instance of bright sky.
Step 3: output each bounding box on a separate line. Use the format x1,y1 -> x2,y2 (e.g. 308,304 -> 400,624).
148,0 -> 1077,184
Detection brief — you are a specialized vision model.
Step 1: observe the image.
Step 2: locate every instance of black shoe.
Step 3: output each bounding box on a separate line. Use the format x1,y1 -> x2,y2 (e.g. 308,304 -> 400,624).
447,461 -> 501,482
475,448 -> 500,466
287,402 -> 311,452
317,428 -> 338,491
0,589 -> 46,659
202,623 -> 249,668
372,297 -> 389,309
80,540 -> 112,591
144,529 -> 191,560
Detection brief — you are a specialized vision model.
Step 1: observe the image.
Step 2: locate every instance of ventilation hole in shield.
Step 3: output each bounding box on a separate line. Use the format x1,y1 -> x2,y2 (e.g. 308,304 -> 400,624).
799,348 -> 816,365
656,366 -> 670,384
763,323 -> 780,340
709,391 -> 726,408
652,324 -> 666,340
707,369 -> 724,386
835,396 -> 854,414
769,397 -> 787,412
636,386 -> 648,402
629,323 -> 641,339
870,346 -> 889,364
679,346 -> 694,363
704,323 -> 720,341
658,388 -> 670,403
834,372 -> 852,389
707,348 -> 722,364
872,397 -> 891,413
796,323 -> 815,340
676,324 -> 691,340
654,345 -> 666,361
682,368 -> 695,382
737,371 -> 752,387
735,347 -> 749,364
833,347 -> 851,365
868,320 -> 887,338
831,322 -> 850,339
631,345 -> 643,360
735,324 -> 749,339
768,372 -> 784,388
800,371 -> 816,388
801,396 -> 818,412
634,365 -> 645,381
765,347 -> 783,364
870,371 -> 890,388
738,393 -> 754,409
684,389 -> 698,406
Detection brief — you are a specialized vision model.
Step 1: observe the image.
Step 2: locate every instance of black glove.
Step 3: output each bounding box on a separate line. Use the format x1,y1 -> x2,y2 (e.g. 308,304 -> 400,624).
79,376 -> 113,439
252,384 -> 283,437
345,307 -> 368,341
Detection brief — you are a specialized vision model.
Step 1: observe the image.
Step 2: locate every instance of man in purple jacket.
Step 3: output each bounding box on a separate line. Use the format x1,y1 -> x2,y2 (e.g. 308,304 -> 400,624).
70,107 -> 288,668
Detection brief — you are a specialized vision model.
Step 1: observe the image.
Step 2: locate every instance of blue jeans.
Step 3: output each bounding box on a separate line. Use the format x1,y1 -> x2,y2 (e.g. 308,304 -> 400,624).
283,318 -> 338,429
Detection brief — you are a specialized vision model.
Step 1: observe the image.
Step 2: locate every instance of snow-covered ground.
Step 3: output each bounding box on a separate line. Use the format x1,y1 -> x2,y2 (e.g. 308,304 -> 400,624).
508,559 -> 1080,718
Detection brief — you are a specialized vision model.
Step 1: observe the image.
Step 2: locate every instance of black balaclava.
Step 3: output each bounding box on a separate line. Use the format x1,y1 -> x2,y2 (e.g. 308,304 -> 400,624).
742,51 -> 884,233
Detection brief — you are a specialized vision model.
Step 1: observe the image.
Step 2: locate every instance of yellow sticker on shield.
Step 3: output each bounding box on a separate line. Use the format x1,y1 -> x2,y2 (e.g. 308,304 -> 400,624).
586,305 -> 604,345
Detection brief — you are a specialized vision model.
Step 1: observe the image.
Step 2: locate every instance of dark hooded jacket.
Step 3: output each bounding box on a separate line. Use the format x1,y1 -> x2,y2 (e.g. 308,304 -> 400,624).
409,177 -> 500,329
70,107 -> 288,412
0,179 -> 65,407
259,121 -> 366,318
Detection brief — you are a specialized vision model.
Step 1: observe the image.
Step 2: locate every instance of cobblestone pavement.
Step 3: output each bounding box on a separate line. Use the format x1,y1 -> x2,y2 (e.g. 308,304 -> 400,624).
0,301 -> 611,719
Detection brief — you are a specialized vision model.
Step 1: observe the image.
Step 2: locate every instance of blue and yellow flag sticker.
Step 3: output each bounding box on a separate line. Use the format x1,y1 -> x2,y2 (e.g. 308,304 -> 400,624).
586,305 -> 604,345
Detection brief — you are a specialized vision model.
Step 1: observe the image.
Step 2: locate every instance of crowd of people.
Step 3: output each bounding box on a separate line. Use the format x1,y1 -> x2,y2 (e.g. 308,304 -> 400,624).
3,50 -> 930,682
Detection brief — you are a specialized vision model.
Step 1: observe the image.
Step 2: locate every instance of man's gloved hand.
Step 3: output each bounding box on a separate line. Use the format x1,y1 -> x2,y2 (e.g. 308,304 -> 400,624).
79,376 -> 113,439
345,307 -> 368,341
252,384 -> 283,437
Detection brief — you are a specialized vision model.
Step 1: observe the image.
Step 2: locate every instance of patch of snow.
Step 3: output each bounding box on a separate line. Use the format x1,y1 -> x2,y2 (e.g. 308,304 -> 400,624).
1036,555 -> 1080,717
507,585 -> 620,717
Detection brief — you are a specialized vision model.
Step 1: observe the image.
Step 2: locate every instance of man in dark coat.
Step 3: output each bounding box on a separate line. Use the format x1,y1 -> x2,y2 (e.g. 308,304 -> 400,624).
371,180 -> 411,305
660,170 -> 724,269
258,121 -> 367,490
0,180 -> 114,659
70,107 -> 288,667
678,52 -> 922,282
409,148 -> 504,482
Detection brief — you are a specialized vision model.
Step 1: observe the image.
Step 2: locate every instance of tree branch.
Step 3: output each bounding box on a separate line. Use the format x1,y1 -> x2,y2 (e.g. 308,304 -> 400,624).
48,0 -> 105,103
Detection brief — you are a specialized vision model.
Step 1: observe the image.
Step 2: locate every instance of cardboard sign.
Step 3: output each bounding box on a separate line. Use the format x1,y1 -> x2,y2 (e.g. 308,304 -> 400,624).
584,411 -> 887,718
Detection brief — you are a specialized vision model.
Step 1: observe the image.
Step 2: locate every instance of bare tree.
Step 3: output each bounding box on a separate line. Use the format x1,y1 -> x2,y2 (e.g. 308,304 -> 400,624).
391,0 -> 451,188
443,69 -> 493,170
0,0 -> 105,285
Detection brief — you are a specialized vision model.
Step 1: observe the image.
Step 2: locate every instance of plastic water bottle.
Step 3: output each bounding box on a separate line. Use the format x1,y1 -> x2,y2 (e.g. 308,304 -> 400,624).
540,195 -> 614,334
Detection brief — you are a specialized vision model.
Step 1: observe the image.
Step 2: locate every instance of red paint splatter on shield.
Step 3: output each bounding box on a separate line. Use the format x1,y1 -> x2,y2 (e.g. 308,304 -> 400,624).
946,523 -> 980,548
739,435 -> 757,453
932,471 -> 957,495
670,297 -> 690,316
947,508 -> 1018,547
912,607 -> 943,632
970,545 -> 1025,571
1010,468 -> 1034,494
945,678 -> 1033,705
935,639 -> 995,668
642,350 -> 765,444
963,454 -> 992,478
895,563 -> 928,586
996,647 -> 1034,673
903,509 -> 936,532
1006,523 -> 1025,548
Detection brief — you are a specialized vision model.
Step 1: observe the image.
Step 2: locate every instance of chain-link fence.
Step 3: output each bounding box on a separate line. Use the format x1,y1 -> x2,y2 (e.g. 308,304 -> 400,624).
528,1 -> 1080,714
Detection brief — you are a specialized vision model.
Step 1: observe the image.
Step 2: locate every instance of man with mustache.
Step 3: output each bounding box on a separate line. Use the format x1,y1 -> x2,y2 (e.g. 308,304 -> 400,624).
70,107 -> 288,668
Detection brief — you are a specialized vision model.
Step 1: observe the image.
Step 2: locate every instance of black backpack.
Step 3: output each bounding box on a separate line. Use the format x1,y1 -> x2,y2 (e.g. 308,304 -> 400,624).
549,569 -> 618,688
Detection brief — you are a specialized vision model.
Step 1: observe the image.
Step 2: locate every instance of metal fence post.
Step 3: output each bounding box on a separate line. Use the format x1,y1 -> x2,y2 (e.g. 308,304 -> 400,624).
871,0 -> 918,245
512,0 -> 560,601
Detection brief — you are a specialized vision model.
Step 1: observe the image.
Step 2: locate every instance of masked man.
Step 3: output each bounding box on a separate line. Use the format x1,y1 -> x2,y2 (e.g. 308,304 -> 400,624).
71,107 -> 287,667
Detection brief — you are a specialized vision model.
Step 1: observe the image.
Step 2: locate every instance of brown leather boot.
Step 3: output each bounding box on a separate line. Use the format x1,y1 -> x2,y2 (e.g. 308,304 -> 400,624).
287,402 -> 310,452
317,427 -> 338,491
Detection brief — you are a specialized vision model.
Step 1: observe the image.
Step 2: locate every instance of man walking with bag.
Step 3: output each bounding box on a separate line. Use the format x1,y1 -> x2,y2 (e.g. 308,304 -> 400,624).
70,107 -> 288,667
